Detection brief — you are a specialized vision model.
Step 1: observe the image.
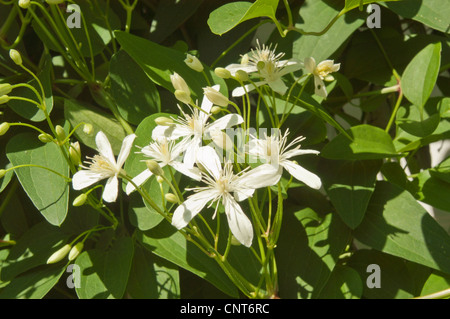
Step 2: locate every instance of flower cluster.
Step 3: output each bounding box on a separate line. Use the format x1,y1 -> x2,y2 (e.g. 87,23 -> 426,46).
71,40 -> 338,247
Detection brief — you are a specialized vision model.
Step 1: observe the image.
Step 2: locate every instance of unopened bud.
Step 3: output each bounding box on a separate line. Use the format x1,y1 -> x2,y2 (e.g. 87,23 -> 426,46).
256,61 -> 265,71
154,117 -> 173,126
203,87 -> 229,107
73,193 -> 87,207
19,0 -> 31,8
0,95 -> 10,104
55,125 -> 66,142
0,169 -> 6,178
156,176 -> 164,184
165,193 -> 179,204
9,49 -> 22,65
38,133 -> 53,143
235,70 -> 249,82
211,106 -> 223,115
68,242 -> 84,261
241,54 -> 249,65
0,84 -> 12,96
0,122 -> 10,136
174,89 -> 191,105
184,54 -> 204,72
83,123 -> 93,135
146,160 -> 164,176
214,67 -> 231,79
324,75 -> 335,82
47,244 -> 71,264
170,72 -> 190,95
230,235 -> 241,246
69,141 -> 81,166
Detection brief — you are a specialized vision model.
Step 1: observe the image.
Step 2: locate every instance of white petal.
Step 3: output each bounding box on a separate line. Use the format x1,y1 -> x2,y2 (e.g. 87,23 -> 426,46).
231,81 -> 266,97
200,84 -> 218,116
234,188 -> 255,202
116,134 -> 136,168
72,170 -> 105,190
283,148 -> 320,160
225,63 -> 258,76
171,189 -> 218,229
314,76 -> 328,98
236,164 -> 282,190
282,160 -> 322,190
170,161 -> 202,181
95,131 -> 116,164
205,113 -> 244,134
102,175 -> 119,203
125,169 -> 153,195
152,124 -> 191,141
183,136 -> 201,168
268,78 -> 288,95
196,146 -> 222,180
223,194 -> 253,247
304,57 -> 316,73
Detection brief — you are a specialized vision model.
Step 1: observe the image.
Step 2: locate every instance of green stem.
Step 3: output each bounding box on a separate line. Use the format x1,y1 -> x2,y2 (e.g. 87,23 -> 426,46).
6,164 -> 71,182
414,288 -> 450,299
385,90 -> 403,133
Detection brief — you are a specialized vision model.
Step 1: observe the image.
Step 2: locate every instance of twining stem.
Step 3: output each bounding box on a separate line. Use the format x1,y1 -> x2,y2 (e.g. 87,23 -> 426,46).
5,164 -> 71,182
414,288 -> 450,299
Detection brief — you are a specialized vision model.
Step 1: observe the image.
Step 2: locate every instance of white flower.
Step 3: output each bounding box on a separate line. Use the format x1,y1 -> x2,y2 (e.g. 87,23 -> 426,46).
304,57 -> 340,98
171,146 -> 280,247
152,85 -> 243,167
72,131 -> 136,203
247,129 -> 322,190
125,137 -> 202,195
184,54 -> 204,72
226,40 -> 302,97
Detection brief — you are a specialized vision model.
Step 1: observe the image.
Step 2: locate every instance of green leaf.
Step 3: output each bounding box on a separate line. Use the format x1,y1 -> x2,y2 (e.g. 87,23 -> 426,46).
0,265 -> 66,299
126,245 -> 180,299
109,50 -> 161,126
276,208 -> 351,298
318,265 -> 363,299
385,0 -> 450,34
344,0 -> 402,11
396,104 -> 440,138
414,169 -> 450,213
114,31 -> 227,101
354,181 -> 450,274
63,98 -> 126,155
321,124 -> 398,160
347,249 -> 431,299
75,236 -> 134,299
0,150 -> 13,193
430,156 -> 450,184
0,222 -> 70,282
401,42 -> 441,110
420,271 -> 450,297
208,0 -> 279,36
7,53 -> 53,122
136,221 -> 239,298
6,133 -> 70,226
319,159 -> 382,229
124,113 -> 178,231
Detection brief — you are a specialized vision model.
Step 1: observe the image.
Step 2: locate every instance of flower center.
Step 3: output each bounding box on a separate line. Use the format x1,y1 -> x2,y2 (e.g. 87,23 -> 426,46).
86,155 -> 117,175
216,177 -> 230,194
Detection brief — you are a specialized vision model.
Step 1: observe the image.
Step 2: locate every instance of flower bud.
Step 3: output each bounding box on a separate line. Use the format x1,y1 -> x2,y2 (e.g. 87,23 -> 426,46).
9,49 -> 22,65
68,242 -> 84,261
69,141 -> 81,166
211,106 -> 222,115
154,116 -> 174,126
231,235 -> 241,246
19,0 -> 31,8
156,176 -> 164,184
55,125 -> 66,142
174,89 -> 191,105
165,193 -> 179,204
0,95 -> 10,104
184,54 -> 204,72
0,169 -> 6,179
241,54 -> 249,65
146,160 -> 164,176
0,84 -> 12,96
0,122 -> 10,136
170,72 -> 190,95
47,244 -> 71,264
83,123 -> 93,135
214,67 -> 231,79
38,133 -> 53,143
203,87 -> 229,107
235,70 -> 249,82
73,193 -> 87,207
45,0 -> 65,4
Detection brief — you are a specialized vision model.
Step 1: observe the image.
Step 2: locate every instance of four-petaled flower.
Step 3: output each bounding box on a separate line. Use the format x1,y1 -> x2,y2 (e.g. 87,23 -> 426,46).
304,57 -> 340,98
171,146 -> 280,247
247,129 -> 322,190
72,131 -> 136,203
